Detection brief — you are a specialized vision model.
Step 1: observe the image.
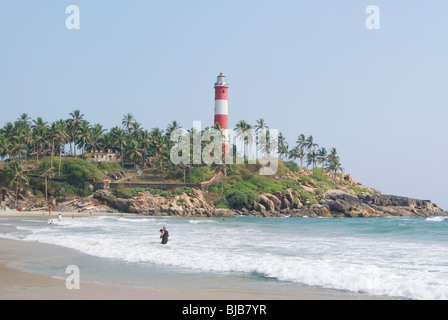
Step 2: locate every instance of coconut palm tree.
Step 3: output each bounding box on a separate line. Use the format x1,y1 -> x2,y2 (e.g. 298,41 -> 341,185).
122,113 -> 134,133
304,135 -> 319,153
254,118 -> 268,132
32,117 -> 48,132
328,147 -> 338,163
10,128 -> 26,162
6,161 -> 29,207
76,121 -> 91,155
69,109 -> 84,155
306,149 -> 318,178
278,132 -> 289,160
130,121 -> 142,140
139,130 -> 151,168
88,124 -> 105,153
235,120 -> 254,159
126,140 -> 142,169
149,128 -> 165,159
17,113 -> 31,127
52,120 -> 69,175
317,147 -> 328,170
327,156 -> 344,183
111,127 -> 127,168
1,122 -> 14,140
0,135 -> 10,161
288,146 -> 306,168
296,134 -> 306,151
39,161 -> 54,204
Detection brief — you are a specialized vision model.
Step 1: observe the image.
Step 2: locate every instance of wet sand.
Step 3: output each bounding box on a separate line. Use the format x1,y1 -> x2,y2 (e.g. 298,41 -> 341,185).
0,238 -> 286,300
0,212 -> 397,300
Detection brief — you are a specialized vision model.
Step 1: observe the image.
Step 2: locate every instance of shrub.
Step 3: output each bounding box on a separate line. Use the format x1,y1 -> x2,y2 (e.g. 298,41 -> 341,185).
98,162 -> 122,175
205,184 -> 220,195
189,166 -> 215,183
174,186 -> 194,196
214,196 -> 229,209
60,158 -> 103,182
225,189 -> 259,210
284,161 -> 299,172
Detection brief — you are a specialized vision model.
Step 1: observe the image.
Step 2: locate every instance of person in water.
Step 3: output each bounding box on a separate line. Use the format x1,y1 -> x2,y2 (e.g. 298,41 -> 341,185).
160,226 -> 169,244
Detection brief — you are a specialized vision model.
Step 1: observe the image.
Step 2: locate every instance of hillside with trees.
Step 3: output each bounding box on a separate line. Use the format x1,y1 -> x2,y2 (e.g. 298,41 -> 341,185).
0,111 -> 444,217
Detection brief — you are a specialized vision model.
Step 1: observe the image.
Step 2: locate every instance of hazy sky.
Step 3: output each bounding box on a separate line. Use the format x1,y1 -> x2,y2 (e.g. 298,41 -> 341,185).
1,1 -> 447,209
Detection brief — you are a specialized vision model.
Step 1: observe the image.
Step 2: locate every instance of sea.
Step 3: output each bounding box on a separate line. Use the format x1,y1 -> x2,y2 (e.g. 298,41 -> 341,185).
1,215 -> 447,300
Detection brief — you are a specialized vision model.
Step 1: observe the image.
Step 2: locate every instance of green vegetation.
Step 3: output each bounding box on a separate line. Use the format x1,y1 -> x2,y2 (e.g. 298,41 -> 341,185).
112,185 -> 195,199
0,112 -> 348,208
215,189 -> 259,210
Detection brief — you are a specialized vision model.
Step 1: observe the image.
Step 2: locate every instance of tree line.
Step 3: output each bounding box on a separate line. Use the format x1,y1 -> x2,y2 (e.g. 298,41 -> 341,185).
0,111 -> 344,178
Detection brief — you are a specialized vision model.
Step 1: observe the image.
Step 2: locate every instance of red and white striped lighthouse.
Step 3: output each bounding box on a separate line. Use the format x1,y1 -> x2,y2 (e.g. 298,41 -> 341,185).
214,73 -> 229,150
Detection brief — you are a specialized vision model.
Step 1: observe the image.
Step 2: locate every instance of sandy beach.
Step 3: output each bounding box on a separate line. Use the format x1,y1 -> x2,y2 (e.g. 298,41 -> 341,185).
0,238 -> 291,300
0,211 -> 400,300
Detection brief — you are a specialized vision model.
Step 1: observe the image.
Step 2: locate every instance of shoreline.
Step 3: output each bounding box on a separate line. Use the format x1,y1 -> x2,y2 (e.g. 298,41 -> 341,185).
0,238 -> 292,300
0,214 -> 401,300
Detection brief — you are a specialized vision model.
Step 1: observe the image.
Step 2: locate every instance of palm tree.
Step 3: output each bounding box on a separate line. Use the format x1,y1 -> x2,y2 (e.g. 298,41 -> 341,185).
304,135 -> 319,153
296,134 -> 306,151
32,117 -> 48,132
166,121 -> 182,137
165,120 -> 182,150
31,117 -> 48,162
1,122 -> 14,140
235,120 -> 254,160
139,130 -> 151,168
317,147 -> 328,170
39,162 -> 54,204
76,121 -> 91,155
10,128 -> 26,162
31,129 -> 45,164
122,113 -> 134,133
149,128 -> 165,159
306,149 -> 318,178
7,161 -> 29,207
53,120 -> 69,175
88,124 -> 105,153
17,113 -> 31,127
257,129 -> 277,158
126,140 -> 142,169
254,118 -> 268,132
69,109 -> 84,155
111,127 -> 127,168
328,147 -> 338,163
327,156 -> 344,183
278,132 -> 289,160
130,121 -> 143,140
288,146 -> 306,168
0,135 -> 10,161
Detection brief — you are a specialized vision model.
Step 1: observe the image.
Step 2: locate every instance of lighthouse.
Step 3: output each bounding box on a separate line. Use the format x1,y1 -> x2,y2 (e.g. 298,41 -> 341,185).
214,73 -> 229,151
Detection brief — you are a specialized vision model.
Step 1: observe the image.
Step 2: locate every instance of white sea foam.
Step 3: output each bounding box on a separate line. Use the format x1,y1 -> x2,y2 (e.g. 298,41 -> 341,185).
425,216 -> 446,222
1,216 -> 447,300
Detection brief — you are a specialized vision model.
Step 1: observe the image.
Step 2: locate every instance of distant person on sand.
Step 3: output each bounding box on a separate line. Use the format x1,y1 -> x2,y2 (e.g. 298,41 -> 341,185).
160,226 -> 169,244
58,214 -> 62,222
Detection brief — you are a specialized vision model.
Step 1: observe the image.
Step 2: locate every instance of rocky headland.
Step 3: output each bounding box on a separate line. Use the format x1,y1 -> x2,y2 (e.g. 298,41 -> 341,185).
15,173 -> 441,219
2,165 -> 445,218
90,187 -> 444,218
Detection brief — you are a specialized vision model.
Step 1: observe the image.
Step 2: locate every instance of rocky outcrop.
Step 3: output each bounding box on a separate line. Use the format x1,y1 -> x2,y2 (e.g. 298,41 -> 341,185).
5,173 -> 445,218
97,189 -> 235,217
248,188 -> 444,218
96,186 -> 444,218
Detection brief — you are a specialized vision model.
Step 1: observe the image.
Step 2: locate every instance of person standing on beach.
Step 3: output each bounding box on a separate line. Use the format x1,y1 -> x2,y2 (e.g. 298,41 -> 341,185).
160,226 -> 169,244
